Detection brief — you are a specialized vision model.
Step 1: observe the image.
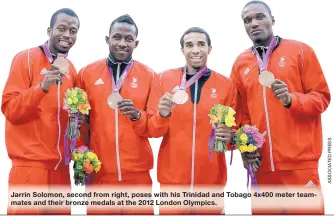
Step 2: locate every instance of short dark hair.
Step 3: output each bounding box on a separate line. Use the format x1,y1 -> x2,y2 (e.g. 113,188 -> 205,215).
50,8 -> 80,29
243,1 -> 272,17
109,14 -> 138,37
180,27 -> 211,48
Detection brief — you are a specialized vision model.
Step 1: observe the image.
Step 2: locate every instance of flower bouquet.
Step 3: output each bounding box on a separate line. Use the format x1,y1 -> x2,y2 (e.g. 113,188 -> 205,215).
63,87 -> 91,165
235,124 -> 266,189
208,104 -> 236,153
72,146 -> 102,186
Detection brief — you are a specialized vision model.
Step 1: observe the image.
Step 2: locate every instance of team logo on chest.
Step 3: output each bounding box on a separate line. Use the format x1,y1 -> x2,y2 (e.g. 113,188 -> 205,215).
130,77 -> 138,88
210,88 -> 217,98
94,78 -> 104,85
278,56 -> 286,67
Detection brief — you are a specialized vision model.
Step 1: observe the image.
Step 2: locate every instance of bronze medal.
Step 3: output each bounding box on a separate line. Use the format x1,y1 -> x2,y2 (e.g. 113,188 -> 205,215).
173,90 -> 188,105
53,56 -> 69,75
259,70 -> 275,87
107,93 -> 123,109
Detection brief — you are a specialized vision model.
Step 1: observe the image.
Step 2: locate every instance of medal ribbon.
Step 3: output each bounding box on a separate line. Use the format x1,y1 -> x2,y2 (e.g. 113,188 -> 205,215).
247,163 -> 259,192
42,42 -> 69,79
179,67 -> 208,90
42,42 -> 68,63
64,112 -> 79,166
107,60 -> 134,93
43,41 -> 72,166
254,37 -> 277,73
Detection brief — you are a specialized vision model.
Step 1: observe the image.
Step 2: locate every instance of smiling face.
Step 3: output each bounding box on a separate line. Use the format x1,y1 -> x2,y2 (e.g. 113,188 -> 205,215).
181,32 -> 212,73
47,13 -> 79,54
242,3 -> 275,46
105,22 -> 138,62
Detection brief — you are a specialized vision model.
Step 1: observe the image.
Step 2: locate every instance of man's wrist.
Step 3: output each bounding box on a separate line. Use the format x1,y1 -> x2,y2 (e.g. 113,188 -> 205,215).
130,109 -> 141,121
40,82 -> 48,93
159,111 -> 171,118
282,93 -> 292,107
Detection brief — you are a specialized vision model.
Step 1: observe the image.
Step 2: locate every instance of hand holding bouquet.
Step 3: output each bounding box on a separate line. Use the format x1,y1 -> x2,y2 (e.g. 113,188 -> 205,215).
63,87 -> 91,165
235,124 -> 266,189
208,104 -> 236,153
235,124 -> 266,169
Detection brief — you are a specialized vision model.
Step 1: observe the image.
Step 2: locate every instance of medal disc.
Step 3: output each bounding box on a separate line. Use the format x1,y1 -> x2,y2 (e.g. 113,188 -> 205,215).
107,93 -> 123,109
53,57 -> 69,74
173,90 -> 188,105
259,70 -> 275,87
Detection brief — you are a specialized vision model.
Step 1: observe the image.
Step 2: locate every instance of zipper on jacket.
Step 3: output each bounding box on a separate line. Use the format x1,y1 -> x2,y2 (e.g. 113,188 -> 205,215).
263,86 -> 275,171
54,84 -> 62,170
115,63 -> 122,181
190,81 -> 198,192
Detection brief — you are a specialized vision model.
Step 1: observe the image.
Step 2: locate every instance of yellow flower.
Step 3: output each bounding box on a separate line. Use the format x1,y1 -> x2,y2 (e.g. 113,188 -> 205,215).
216,109 -> 223,119
86,152 -> 97,161
67,98 -> 73,105
73,152 -> 79,161
247,144 -> 257,152
239,145 -> 247,153
209,115 -> 219,124
72,97 -> 79,104
73,152 -> 84,161
82,92 -> 88,101
94,162 -> 101,172
71,90 -> 78,97
228,107 -> 236,116
225,115 -> 236,127
240,133 -> 248,144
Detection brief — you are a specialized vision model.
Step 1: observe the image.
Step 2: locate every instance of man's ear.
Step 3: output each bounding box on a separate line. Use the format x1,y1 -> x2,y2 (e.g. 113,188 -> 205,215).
272,16 -> 275,26
47,27 -> 52,37
180,47 -> 185,56
208,45 -> 212,54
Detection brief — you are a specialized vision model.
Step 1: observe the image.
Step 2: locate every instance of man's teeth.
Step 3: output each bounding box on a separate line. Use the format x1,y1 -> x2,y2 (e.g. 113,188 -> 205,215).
60,41 -> 70,45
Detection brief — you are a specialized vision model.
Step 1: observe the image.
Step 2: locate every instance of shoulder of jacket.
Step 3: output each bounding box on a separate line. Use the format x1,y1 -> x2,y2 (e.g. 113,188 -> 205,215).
158,67 -> 181,80
133,60 -> 156,78
280,38 -> 314,53
13,46 -> 41,60
79,58 -> 106,73
211,70 -> 234,85
233,48 -> 254,66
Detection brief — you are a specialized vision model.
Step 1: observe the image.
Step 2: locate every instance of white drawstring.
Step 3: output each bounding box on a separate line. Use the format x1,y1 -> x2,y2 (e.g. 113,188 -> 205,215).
54,83 -> 62,170
115,63 -> 122,181
116,63 -> 121,82
190,81 -> 198,192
